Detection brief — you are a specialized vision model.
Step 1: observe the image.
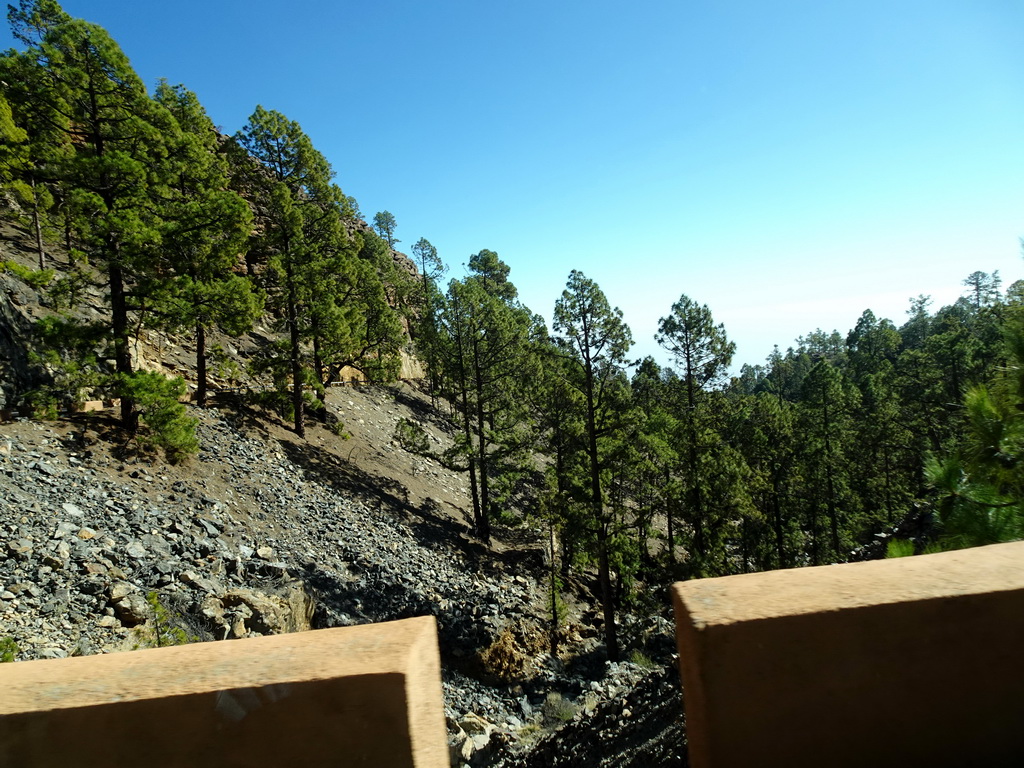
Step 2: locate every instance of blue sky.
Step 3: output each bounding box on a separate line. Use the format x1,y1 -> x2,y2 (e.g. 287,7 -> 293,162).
5,1 -> 1022,369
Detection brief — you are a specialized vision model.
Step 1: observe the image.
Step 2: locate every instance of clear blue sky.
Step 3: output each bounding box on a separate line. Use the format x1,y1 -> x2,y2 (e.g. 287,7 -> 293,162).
5,1 -> 1023,369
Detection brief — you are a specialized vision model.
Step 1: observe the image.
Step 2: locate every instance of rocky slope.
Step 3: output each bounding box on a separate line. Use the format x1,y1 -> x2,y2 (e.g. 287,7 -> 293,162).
0,386 -> 686,766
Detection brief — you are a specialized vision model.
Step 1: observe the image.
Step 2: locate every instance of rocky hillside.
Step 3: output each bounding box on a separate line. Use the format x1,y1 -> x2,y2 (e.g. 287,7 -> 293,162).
0,222 -> 687,766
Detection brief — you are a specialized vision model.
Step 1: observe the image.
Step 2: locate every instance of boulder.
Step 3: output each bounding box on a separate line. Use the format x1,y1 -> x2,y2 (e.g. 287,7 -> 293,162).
112,593 -> 149,626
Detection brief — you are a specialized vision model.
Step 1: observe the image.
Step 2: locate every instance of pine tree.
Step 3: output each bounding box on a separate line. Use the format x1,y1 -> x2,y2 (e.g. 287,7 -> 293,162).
11,5 -> 177,431
411,237 -> 445,405
552,270 -> 633,662
312,227 -> 405,388
732,391 -> 799,569
630,358 -> 680,571
372,210 -> 398,247
797,360 -> 860,563
235,106 -> 337,436
0,49 -> 64,269
845,310 -> 914,527
528,330 -> 588,586
963,270 -> 1002,310
435,254 -> 533,541
925,315 -> 1024,548
656,294 -> 735,575
153,81 -> 260,407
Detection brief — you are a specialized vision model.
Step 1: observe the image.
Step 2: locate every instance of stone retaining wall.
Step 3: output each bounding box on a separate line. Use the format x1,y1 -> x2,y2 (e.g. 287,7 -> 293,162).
672,541 -> 1024,768
0,615 -> 447,767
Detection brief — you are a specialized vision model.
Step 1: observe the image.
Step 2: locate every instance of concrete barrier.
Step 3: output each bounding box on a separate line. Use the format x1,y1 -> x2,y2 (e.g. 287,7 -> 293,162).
0,615 -> 447,767
672,541 -> 1024,768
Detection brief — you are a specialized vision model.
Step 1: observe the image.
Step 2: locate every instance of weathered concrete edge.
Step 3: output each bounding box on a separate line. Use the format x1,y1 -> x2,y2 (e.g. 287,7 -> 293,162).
0,615 -> 447,767
406,613 -> 450,766
671,541 -> 1024,768
671,586 -> 712,768
675,539 -> 1024,626
0,615 -> 438,712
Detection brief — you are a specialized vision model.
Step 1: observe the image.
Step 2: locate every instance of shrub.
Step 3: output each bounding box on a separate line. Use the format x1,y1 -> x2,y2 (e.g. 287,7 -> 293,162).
0,259 -> 55,290
394,417 -> 431,455
479,628 -> 527,681
118,372 -> 198,463
628,649 -> 657,669
131,592 -> 198,649
885,538 -> 915,558
542,692 -> 577,723
21,389 -> 58,420
0,636 -> 18,662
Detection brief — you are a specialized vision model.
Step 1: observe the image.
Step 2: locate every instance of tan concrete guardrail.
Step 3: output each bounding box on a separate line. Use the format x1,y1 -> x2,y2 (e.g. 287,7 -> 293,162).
672,540 -> 1024,768
0,615 -> 447,767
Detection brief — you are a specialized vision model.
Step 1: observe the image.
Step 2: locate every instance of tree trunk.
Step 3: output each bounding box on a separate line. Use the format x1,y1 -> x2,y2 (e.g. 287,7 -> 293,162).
458,372 -> 481,534
196,322 -> 207,407
450,293 -> 483,538
549,520 -> 559,658
421,270 -> 438,408
771,479 -> 786,568
109,256 -> 137,433
684,360 -> 706,571
597,531 -> 619,662
31,178 -> 45,271
665,470 -> 676,565
285,261 -> 304,438
554,440 -> 575,581
312,317 -> 324,387
585,357 -> 618,662
472,338 -> 491,542
822,382 -> 840,558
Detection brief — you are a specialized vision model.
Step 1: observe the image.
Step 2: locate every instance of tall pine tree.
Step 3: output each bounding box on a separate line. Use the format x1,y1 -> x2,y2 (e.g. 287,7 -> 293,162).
552,270 -> 633,662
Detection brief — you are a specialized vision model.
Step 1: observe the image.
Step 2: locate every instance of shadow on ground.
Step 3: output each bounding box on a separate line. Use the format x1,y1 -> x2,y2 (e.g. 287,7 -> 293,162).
278,436 -> 544,575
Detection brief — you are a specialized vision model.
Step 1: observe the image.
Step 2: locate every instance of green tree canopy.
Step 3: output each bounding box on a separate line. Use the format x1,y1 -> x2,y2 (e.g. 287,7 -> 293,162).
372,210 -> 398,247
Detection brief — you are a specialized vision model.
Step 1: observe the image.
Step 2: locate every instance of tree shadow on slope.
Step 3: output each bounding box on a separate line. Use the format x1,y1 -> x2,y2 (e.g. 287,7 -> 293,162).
53,411 -> 180,466
388,382 -> 437,420
208,393 -> 279,442
387,382 -> 456,432
496,665 -> 689,768
278,437 -> 510,568
295,559 -> 493,658
0,220 -> 45,261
